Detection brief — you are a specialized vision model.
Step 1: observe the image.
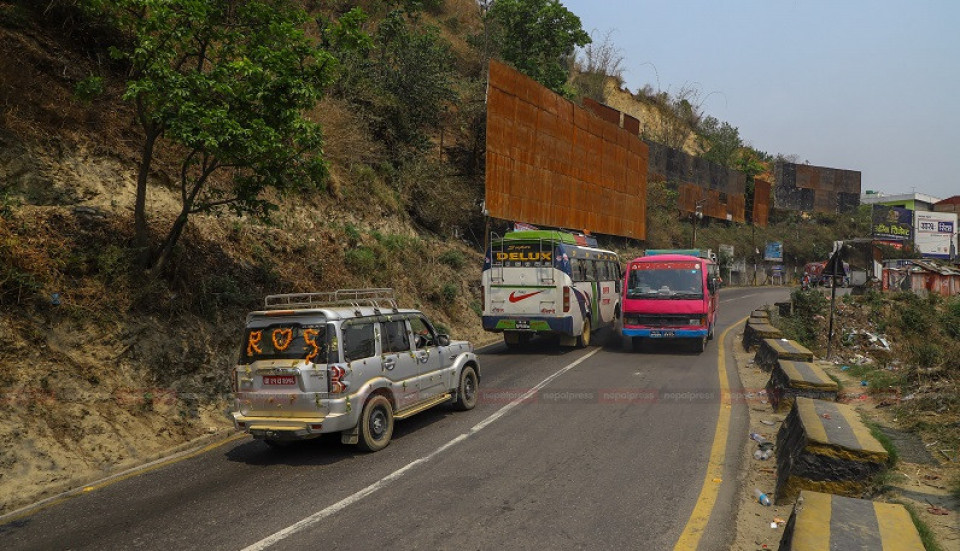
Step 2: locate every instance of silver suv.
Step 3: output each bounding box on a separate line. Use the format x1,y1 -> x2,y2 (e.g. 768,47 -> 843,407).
230,289 -> 480,452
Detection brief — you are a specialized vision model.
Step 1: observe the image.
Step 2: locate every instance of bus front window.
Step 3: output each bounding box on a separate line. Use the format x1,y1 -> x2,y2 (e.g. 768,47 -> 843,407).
627,263 -> 703,299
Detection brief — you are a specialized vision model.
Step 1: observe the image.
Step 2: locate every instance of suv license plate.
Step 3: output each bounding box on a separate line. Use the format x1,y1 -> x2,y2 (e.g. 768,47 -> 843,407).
263,375 -> 296,386
649,331 -> 675,338
514,320 -> 530,330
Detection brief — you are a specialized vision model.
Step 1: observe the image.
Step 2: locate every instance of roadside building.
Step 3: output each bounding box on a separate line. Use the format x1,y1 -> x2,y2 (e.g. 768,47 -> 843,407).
862,191 -> 957,260
861,191 -> 942,211
908,260 -> 960,297
881,259 -> 960,297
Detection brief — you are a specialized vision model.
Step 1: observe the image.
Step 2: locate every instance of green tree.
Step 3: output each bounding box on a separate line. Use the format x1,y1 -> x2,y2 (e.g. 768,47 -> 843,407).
485,0 -> 590,95
698,116 -> 742,168
326,8 -> 456,157
93,0 -> 342,272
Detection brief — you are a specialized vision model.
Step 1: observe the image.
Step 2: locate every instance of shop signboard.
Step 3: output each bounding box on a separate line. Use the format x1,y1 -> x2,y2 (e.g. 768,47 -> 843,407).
871,205 -> 913,241
914,211 -> 957,259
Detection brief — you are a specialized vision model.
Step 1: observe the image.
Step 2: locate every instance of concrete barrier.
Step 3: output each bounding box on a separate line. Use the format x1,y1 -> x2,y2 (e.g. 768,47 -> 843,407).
742,321 -> 783,351
775,397 -> 889,504
752,308 -> 771,320
778,490 -> 924,550
755,338 -> 814,371
767,360 -> 838,412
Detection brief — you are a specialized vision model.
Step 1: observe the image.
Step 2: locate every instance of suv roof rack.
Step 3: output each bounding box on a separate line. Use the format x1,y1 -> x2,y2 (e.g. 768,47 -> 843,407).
264,288 -> 399,312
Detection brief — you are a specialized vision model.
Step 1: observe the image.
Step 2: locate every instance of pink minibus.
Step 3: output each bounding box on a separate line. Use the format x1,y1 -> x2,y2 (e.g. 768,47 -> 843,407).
620,253 -> 719,352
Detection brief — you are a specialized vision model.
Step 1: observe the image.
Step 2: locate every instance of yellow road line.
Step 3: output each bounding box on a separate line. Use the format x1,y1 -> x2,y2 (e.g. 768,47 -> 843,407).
673,316 -> 746,550
0,432 -> 248,525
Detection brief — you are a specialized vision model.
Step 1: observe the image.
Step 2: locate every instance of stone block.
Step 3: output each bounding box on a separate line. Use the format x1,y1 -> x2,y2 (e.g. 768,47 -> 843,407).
755,338 -> 814,371
775,398 -> 889,505
778,490 -> 924,550
767,360 -> 838,412
743,321 -> 783,351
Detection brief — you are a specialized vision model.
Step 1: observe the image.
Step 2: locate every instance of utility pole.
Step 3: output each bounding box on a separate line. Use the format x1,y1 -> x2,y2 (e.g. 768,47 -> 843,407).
691,201 -> 704,248
824,243 -> 844,360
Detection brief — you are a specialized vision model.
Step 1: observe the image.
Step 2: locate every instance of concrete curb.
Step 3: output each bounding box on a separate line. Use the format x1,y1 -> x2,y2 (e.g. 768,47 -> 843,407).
774,397 -> 889,505
767,360 -> 838,412
778,490 -> 924,550
755,338 -> 814,371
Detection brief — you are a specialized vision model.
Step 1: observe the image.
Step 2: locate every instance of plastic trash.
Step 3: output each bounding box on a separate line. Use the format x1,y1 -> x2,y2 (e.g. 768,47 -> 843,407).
758,441 -> 775,452
754,449 -> 773,460
750,432 -> 767,443
754,488 -> 772,506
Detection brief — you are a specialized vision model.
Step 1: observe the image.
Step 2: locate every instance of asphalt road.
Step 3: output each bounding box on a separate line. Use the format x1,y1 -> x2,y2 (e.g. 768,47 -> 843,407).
1,287 -> 791,551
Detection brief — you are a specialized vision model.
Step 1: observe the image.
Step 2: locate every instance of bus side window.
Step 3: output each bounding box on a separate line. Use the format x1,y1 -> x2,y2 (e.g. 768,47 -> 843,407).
585,260 -> 597,281
598,261 -> 609,281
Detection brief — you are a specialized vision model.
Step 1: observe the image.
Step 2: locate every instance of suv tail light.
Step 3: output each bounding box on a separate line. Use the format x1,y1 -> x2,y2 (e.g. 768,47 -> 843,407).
328,365 -> 347,394
562,286 -> 570,313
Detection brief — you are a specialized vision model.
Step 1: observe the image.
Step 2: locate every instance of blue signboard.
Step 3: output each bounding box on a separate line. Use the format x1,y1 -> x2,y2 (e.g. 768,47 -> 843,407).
764,242 -> 783,262
872,205 -> 913,241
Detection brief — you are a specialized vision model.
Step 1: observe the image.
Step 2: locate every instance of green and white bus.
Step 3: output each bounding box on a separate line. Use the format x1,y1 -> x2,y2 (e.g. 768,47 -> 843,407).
481,230 -> 621,348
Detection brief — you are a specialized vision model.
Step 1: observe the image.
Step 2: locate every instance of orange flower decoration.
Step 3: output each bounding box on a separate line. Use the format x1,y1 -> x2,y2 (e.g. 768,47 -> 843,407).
272,328 -> 294,351
247,331 -> 263,356
303,329 -> 321,363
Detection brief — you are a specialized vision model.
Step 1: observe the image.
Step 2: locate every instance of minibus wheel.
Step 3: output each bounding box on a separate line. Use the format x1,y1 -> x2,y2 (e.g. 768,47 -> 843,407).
695,335 -> 707,353
577,318 -> 591,348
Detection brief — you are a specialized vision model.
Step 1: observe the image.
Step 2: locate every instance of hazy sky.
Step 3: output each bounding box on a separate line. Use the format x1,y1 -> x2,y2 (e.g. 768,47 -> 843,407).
560,0 -> 959,199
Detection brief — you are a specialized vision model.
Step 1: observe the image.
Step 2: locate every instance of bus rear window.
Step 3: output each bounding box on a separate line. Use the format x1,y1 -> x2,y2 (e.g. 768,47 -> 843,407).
239,323 -> 332,364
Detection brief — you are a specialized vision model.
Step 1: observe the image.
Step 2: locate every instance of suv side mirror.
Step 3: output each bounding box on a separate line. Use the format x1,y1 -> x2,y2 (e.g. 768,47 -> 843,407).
436,334 -> 451,346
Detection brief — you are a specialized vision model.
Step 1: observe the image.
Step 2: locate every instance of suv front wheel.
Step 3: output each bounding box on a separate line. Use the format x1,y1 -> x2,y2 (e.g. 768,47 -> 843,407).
453,365 -> 479,411
358,394 -> 394,452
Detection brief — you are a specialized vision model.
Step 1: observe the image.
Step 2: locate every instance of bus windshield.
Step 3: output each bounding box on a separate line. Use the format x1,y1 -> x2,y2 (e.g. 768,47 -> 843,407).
626,262 -> 703,299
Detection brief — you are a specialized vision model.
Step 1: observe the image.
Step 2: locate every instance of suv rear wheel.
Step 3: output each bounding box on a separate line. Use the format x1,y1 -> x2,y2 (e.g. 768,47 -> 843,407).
358,394 -> 394,452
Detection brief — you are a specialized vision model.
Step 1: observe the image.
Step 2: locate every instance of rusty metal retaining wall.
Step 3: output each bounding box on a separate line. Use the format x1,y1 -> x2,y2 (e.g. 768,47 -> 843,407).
485,61 -> 647,239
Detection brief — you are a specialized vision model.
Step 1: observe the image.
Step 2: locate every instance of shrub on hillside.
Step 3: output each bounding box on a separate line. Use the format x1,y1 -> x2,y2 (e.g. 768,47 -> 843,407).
943,297 -> 960,339
438,249 -> 466,270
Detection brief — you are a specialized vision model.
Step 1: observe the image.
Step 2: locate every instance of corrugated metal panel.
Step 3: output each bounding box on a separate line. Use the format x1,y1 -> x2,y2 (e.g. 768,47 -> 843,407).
485,60 -> 647,239
583,97 -> 621,126
623,114 -> 640,136
753,179 -> 772,227
775,162 -> 861,213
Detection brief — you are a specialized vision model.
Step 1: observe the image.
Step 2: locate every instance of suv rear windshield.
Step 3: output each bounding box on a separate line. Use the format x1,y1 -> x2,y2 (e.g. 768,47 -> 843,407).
239,323 -> 332,365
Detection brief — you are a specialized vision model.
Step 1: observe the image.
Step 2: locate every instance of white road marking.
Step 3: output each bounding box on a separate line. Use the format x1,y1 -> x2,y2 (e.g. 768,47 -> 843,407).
240,348 -> 602,551
721,292 -> 761,303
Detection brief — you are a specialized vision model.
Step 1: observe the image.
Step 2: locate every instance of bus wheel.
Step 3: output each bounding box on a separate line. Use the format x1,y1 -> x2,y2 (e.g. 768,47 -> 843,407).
577,318 -> 591,348
707,323 -> 715,340
694,335 -> 707,353
503,331 -> 521,349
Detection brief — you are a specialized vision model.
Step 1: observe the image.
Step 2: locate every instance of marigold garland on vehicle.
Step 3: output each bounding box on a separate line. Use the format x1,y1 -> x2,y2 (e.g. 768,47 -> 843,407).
303,328 -> 321,362
272,328 -> 294,351
246,330 -> 263,356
